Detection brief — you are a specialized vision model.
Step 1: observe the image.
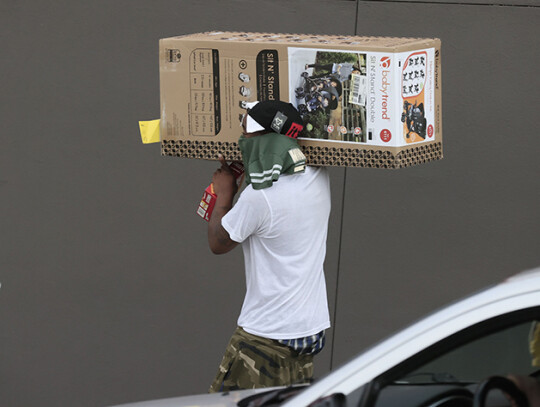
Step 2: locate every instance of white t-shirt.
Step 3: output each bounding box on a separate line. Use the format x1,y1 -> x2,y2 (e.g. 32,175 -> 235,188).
222,166 -> 331,340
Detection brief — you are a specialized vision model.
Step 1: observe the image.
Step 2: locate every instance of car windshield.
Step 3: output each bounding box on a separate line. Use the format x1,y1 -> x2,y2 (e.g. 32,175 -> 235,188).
395,320 -> 538,385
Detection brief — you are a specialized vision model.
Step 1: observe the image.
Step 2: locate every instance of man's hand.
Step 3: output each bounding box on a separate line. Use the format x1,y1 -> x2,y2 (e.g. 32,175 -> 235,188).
212,155 -> 238,198
208,155 -> 240,255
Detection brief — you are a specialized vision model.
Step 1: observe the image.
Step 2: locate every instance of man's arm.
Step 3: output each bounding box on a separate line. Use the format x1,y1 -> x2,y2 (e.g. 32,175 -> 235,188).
208,155 -> 240,254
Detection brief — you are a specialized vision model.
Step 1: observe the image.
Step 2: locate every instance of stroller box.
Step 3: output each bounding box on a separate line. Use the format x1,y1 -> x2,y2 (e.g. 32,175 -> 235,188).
159,32 -> 442,168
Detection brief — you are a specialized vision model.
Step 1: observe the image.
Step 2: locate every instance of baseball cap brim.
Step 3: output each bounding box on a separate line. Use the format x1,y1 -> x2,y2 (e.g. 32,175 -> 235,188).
242,101 -> 264,133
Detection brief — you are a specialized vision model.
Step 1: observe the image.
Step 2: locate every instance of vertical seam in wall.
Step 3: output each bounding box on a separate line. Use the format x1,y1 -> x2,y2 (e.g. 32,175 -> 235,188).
354,0 -> 360,34
330,0 -> 359,371
330,167 -> 348,371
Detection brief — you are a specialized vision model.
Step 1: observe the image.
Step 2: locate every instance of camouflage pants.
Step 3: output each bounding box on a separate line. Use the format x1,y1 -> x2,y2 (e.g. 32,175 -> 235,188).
209,327 -> 314,393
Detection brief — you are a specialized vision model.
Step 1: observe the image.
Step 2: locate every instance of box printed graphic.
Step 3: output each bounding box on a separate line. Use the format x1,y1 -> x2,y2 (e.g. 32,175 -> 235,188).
400,51 -> 433,143
288,48 -> 367,143
289,48 -> 436,148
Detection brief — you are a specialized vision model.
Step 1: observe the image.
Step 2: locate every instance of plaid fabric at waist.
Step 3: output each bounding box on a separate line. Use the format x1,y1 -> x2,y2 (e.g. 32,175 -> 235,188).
278,330 -> 326,355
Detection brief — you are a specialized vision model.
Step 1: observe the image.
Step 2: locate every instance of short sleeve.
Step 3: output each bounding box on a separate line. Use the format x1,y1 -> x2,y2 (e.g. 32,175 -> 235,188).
221,186 -> 270,243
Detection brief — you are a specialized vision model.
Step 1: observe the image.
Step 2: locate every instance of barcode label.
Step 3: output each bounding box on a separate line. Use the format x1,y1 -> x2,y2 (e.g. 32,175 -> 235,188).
349,74 -> 367,106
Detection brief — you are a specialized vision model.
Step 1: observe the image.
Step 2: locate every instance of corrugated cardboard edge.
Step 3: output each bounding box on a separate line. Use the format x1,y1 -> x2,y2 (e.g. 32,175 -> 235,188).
165,31 -> 439,53
161,140 -> 443,169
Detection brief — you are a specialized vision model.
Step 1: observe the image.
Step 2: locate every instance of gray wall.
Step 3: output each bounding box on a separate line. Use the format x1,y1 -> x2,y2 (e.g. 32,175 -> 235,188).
1,1 -> 538,406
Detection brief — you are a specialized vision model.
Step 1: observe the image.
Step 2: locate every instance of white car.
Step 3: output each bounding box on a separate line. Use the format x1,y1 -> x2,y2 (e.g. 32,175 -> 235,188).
112,267 -> 540,407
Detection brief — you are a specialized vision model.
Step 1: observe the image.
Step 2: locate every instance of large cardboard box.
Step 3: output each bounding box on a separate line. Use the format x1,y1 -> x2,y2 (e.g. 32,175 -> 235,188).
160,32 -> 442,168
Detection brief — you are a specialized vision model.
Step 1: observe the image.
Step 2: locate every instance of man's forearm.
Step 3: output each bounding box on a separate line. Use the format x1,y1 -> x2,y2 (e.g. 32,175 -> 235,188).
208,192 -> 238,254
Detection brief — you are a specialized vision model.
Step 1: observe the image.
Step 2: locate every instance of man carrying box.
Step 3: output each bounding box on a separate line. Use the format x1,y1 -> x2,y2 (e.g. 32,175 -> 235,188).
207,101 -> 331,392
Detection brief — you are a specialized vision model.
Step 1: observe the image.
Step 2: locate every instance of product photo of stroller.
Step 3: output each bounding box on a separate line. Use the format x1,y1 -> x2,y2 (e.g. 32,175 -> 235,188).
401,100 -> 427,139
294,72 -> 342,116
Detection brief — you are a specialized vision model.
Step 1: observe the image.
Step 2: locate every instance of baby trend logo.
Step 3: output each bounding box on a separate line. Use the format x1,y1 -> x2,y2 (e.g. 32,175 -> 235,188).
380,57 -> 391,121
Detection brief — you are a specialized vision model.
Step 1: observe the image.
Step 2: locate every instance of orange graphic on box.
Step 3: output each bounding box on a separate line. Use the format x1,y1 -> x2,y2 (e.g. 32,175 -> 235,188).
401,51 -> 429,144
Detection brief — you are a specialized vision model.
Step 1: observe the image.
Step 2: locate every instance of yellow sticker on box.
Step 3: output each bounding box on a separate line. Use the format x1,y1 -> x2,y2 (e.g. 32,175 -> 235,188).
139,119 -> 160,144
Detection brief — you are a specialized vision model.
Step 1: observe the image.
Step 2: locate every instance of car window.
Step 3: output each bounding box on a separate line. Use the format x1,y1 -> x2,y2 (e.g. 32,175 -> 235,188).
398,320 -> 538,384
